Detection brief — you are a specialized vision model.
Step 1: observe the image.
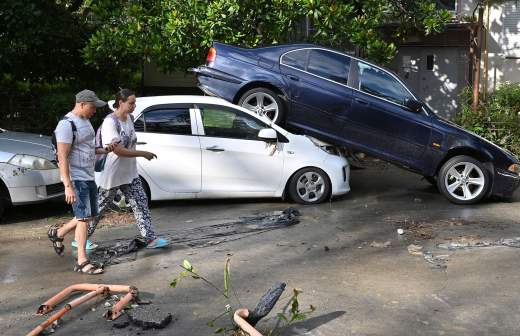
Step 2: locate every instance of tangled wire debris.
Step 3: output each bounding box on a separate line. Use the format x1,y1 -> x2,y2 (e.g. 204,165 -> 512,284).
90,208 -> 301,266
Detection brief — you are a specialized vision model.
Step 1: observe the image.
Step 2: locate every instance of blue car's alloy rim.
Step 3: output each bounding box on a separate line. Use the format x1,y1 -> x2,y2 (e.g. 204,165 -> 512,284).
241,92 -> 279,122
444,162 -> 485,201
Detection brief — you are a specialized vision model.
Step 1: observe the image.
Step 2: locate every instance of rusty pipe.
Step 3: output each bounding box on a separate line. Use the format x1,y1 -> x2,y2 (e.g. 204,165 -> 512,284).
234,308 -> 263,336
103,286 -> 138,320
30,284 -> 138,336
28,286 -> 108,336
37,283 -> 133,315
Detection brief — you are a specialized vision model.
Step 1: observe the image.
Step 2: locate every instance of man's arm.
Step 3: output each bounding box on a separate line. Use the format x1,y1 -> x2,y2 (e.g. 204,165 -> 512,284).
57,142 -> 76,204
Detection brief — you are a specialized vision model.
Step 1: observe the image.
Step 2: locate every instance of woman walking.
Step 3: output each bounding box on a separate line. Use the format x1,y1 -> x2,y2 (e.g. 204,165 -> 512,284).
88,88 -> 168,248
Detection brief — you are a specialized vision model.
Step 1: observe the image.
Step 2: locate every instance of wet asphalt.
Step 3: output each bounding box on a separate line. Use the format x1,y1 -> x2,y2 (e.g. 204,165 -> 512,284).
1,160 -> 520,336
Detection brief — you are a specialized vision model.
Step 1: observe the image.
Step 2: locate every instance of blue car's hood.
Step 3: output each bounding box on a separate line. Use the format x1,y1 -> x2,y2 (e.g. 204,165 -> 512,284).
0,130 -> 54,162
435,116 -> 519,163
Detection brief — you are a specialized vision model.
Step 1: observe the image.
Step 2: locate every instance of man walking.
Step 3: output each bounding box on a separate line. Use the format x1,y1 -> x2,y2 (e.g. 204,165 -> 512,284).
47,89 -> 111,274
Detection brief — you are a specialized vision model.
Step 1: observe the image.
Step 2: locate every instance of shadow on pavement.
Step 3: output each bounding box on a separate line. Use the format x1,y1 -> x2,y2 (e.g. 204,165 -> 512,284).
0,199 -> 69,225
280,310 -> 346,335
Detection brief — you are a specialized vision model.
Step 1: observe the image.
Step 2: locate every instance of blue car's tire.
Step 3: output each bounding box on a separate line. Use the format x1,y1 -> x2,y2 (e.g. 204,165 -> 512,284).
437,155 -> 489,205
238,87 -> 285,124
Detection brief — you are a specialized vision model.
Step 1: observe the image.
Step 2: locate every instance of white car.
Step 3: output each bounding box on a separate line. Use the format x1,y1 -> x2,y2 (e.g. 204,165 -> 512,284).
0,129 -> 63,218
101,96 -> 350,205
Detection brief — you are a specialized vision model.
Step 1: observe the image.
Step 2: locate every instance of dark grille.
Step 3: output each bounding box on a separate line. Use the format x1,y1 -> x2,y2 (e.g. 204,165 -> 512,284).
46,183 -> 64,195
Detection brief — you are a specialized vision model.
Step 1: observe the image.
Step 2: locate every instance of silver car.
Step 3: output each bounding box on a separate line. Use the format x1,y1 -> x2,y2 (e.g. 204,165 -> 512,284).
0,129 -> 63,218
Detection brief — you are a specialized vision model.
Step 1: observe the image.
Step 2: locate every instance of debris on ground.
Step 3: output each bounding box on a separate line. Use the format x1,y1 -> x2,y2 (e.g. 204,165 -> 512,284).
41,320 -> 60,334
438,237 -> 520,249
90,208 -> 301,267
407,244 -> 423,256
127,306 -> 173,330
90,237 -> 147,266
407,244 -> 448,269
30,284 -> 138,335
422,251 -> 449,269
112,319 -> 130,329
247,282 -> 286,326
386,218 -> 473,240
370,241 -> 391,248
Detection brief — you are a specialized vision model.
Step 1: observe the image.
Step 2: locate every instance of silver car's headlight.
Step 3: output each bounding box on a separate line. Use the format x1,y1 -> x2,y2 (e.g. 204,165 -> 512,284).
8,154 -> 57,170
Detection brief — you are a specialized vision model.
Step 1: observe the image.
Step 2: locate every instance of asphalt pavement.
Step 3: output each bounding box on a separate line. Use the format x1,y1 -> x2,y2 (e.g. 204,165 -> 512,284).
1,160 -> 520,336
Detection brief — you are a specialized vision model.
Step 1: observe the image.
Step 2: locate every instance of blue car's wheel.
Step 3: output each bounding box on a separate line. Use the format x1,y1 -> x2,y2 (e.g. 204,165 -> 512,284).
238,87 -> 285,124
437,155 -> 489,204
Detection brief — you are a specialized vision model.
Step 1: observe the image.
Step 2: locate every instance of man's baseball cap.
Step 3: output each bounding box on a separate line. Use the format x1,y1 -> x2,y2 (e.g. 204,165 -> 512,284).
76,89 -> 107,108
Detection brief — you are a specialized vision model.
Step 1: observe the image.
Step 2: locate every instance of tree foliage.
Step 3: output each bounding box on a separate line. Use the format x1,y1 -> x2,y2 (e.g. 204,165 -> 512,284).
0,0 -> 88,85
82,0 -> 452,72
457,84 -> 520,156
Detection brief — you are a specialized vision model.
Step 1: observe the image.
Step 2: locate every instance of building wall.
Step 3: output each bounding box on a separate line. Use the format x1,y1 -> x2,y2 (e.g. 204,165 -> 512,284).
461,0 -> 520,91
390,25 -> 471,119
143,62 -> 201,95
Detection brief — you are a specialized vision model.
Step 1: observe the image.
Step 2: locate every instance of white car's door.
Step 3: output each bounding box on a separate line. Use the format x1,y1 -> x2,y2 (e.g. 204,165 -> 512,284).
195,104 -> 284,194
134,105 -> 201,194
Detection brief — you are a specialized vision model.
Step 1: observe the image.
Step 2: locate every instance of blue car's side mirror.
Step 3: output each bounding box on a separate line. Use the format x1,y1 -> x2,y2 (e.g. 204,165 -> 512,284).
404,99 -> 423,113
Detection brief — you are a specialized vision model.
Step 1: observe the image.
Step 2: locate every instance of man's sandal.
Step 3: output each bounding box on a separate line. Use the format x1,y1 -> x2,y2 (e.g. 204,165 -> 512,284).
74,260 -> 104,275
47,227 -> 64,256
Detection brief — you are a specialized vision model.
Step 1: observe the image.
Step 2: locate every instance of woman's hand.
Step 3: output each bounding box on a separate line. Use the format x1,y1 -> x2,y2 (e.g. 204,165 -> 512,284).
141,151 -> 157,161
105,142 -> 118,153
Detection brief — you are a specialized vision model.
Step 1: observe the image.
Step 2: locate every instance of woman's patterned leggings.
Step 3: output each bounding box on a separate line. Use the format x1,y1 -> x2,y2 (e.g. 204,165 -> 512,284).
88,177 -> 156,241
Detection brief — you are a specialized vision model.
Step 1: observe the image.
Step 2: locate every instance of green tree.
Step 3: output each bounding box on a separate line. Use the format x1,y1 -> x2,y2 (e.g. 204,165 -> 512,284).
83,0 -> 451,72
0,0 -> 88,85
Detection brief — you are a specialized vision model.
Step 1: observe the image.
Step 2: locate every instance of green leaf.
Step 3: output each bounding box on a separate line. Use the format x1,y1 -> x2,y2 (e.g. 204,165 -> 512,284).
170,279 -> 178,288
183,260 -> 193,271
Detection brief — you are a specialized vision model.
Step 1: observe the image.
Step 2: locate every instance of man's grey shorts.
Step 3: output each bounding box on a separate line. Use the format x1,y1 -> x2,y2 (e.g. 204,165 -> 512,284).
72,180 -> 99,220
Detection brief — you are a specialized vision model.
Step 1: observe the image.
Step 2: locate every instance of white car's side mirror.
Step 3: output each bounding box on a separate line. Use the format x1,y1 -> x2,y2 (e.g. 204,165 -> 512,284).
258,128 -> 277,142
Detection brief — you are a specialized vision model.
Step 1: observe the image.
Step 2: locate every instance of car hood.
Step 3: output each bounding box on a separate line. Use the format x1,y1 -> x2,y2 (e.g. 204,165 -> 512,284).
0,131 -> 55,161
435,117 -> 519,163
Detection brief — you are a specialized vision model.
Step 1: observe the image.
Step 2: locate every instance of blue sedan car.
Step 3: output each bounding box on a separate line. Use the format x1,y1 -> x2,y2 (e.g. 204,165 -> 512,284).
192,42 -> 520,204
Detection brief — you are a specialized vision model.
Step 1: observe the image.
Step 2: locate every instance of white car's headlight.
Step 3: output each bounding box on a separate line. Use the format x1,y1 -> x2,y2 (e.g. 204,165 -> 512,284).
8,154 -> 57,170
307,136 -> 340,156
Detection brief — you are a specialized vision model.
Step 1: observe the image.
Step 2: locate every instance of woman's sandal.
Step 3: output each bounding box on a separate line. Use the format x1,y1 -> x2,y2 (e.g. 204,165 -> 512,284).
47,227 -> 64,256
74,260 -> 104,275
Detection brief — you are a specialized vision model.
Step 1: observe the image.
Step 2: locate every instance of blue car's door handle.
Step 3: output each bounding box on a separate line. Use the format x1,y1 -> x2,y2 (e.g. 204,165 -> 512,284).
205,145 -> 225,152
287,75 -> 299,81
355,98 -> 368,105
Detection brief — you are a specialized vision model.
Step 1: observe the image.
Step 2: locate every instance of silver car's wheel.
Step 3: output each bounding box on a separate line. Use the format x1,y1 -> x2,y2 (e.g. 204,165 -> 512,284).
288,167 -> 331,205
238,88 -> 285,124
437,155 -> 489,204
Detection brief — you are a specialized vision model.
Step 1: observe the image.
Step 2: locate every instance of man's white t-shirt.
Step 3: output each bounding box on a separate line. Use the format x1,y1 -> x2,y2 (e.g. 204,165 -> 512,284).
97,115 -> 138,190
54,111 -> 95,181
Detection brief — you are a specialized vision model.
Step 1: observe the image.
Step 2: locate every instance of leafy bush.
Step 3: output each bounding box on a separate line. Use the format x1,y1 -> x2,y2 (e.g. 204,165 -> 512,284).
456,83 -> 520,156
0,79 -> 134,135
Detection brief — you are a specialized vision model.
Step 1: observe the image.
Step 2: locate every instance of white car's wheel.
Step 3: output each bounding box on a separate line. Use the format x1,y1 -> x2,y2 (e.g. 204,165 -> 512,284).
288,167 -> 331,205
238,87 -> 285,124
437,155 -> 489,204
